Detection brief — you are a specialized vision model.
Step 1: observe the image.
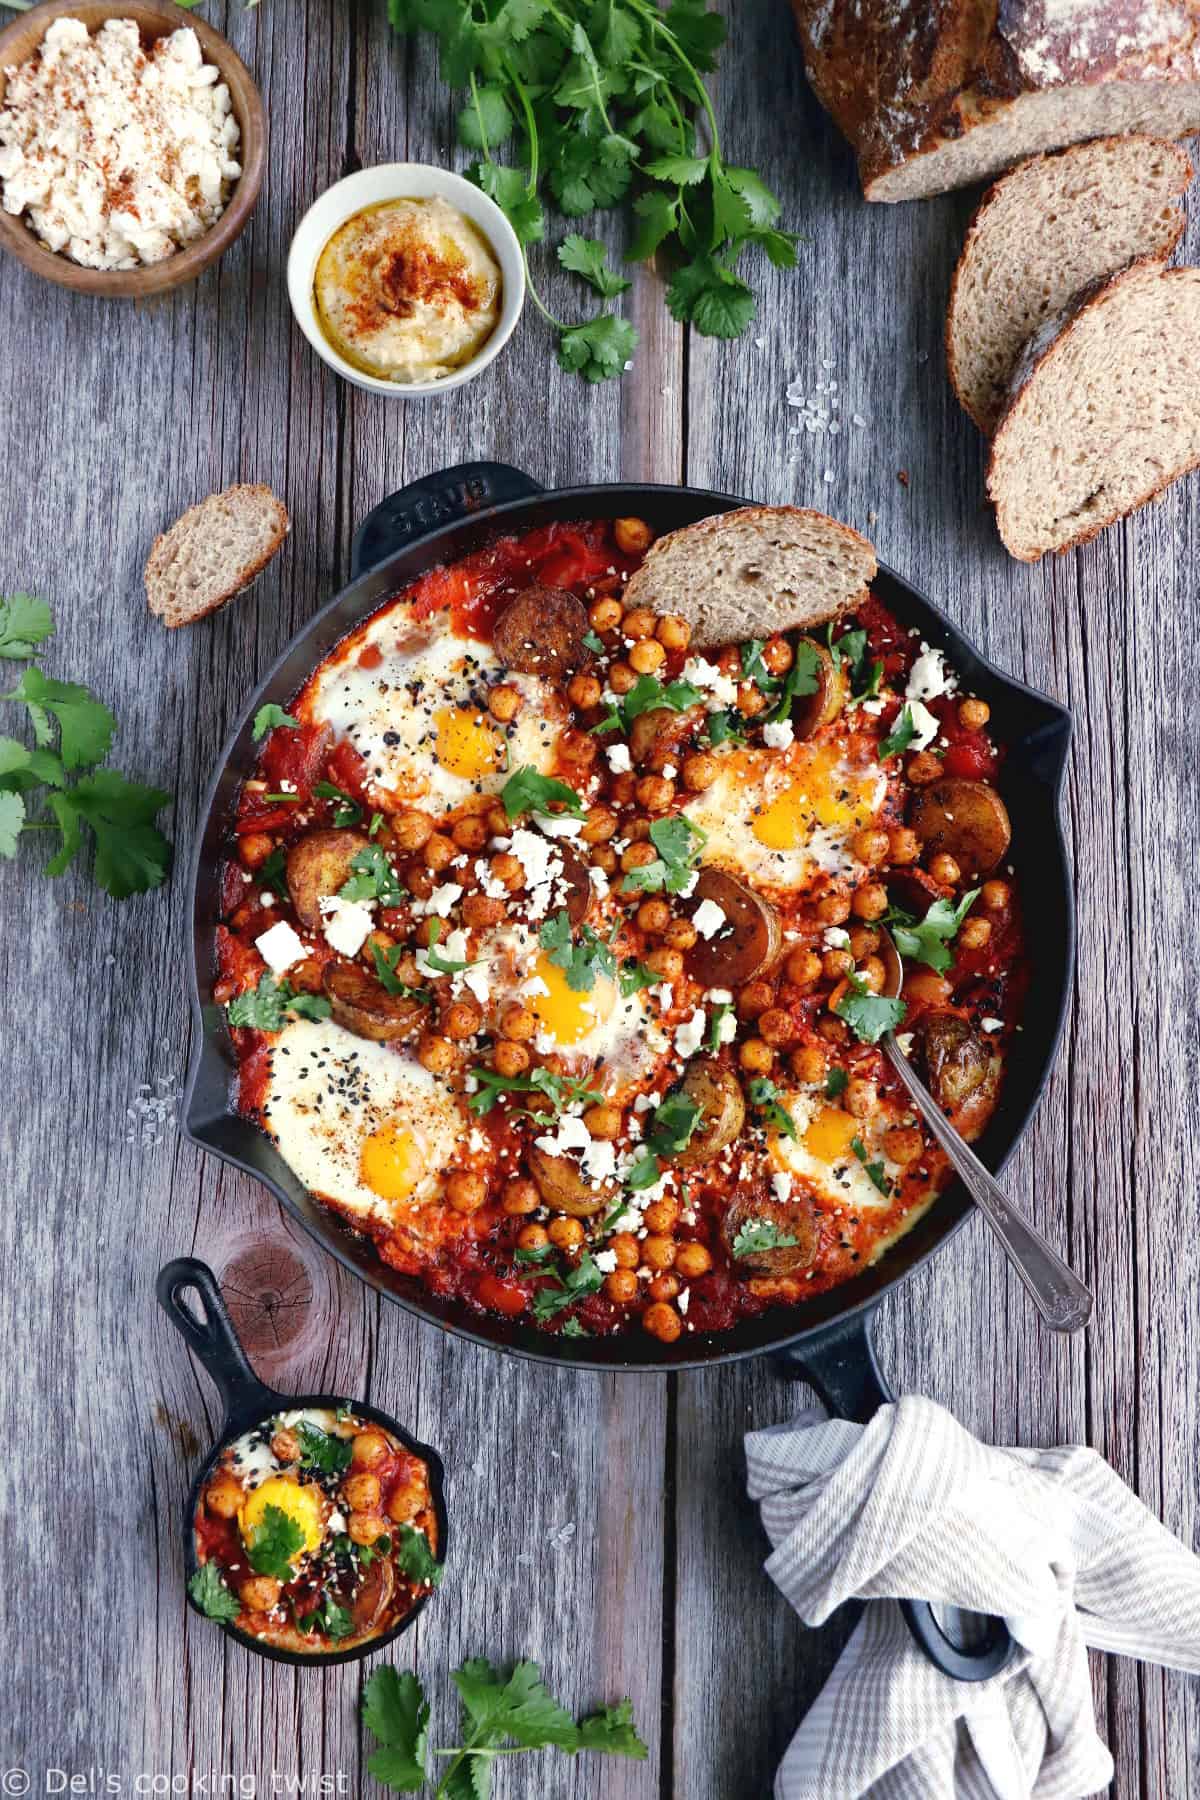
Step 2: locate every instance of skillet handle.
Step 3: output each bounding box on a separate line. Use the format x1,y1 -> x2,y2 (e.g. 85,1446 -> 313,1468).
351,462 -> 547,578
157,1257 -> 280,1436
780,1311 -> 1014,1683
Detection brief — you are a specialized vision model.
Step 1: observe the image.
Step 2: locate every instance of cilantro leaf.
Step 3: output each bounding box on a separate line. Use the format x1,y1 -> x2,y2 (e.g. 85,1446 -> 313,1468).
362,1667 -> 430,1793
763,639 -> 822,725
667,256 -> 756,338
187,1561 -> 241,1623
531,1251 -> 604,1320
257,845 -> 289,898
296,1421 -> 352,1475
824,1066 -> 848,1100
558,234 -> 631,297
5,667 -> 115,770
644,152 -> 708,185
888,891 -> 980,975
707,1001 -> 732,1052
395,1523 -> 442,1587
621,813 -> 706,894
539,910 -> 616,992
424,918 -> 473,975
227,973 -> 332,1031
372,939 -> 432,1003
312,781 -> 362,828
57,770 -> 172,898
705,709 -> 745,746
627,189 -> 679,260
457,83 -> 513,150
620,673 -> 702,725
834,972 -> 907,1044
339,844 -> 404,906
0,594 -> 53,659
245,1504 -> 305,1581
619,959 -> 658,996
500,766 -> 584,820
467,1064 -> 602,1119
469,161 -> 545,244
558,313 -> 639,383
452,1658 -> 579,1751
733,1219 -> 799,1258
0,789 -> 24,858
626,1090 -> 701,1191
851,1135 -> 892,1196
576,1698 -> 650,1759
879,705 -> 919,761
252,704 -> 299,742
746,1077 -> 797,1139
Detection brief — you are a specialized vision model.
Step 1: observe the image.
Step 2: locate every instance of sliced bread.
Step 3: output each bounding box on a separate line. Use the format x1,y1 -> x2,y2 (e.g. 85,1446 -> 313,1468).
948,136 -> 1192,434
621,506 -> 877,647
146,484 -> 290,626
988,259 -> 1200,560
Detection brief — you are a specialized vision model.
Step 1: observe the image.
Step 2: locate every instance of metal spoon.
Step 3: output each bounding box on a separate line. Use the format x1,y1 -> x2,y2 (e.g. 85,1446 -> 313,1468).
874,929 -> 1092,1332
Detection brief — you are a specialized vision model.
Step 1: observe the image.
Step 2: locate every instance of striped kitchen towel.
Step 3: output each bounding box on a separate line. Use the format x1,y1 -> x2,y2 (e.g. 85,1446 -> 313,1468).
746,1395 -> 1200,1800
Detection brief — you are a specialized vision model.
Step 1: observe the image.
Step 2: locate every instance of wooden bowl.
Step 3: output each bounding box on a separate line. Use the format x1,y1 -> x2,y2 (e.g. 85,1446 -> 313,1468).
0,0 -> 266,296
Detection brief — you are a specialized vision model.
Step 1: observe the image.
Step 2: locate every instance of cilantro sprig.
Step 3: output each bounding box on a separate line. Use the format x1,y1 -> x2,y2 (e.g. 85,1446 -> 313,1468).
591,672 -> 702,735
252,703 -> 299,743
467,1063 -> 603,1119
886,891 -> 980,975
0,600 -> 172,898
244,1504 -> 306,1582
746,1077 -> 798,1139
389,0 -> 796,380
834,971 -> 907,1045
851,1134 -> 892,1197
621,813 -> 706,894
531,1250 -> 605,1320
227,973 -> 332,1031
296,1421 -> 353,1476
500,766 -> 584,820
312,780 -> 363,828
339,844 -> 405,906
625,1089 -> 700,1190
732,1218 -> 799,1259
372,940 -> 433,1003
187,1561 -> 241,1623
539,909 -> 616,992
362,1657 -> 647,1796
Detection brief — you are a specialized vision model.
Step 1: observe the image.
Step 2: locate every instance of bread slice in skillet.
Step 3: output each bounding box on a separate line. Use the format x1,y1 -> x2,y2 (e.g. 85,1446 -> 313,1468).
620,506 -> 877,647
947,136 -> 1192,435
987,259 -> 1200,560
145,484 -> 290,626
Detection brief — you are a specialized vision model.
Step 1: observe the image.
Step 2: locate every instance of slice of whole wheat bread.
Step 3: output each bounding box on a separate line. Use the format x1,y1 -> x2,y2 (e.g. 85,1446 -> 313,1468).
145,484 -> 290,626
948,136 -> 1192,434
621,507 -> 877,647
988,259 -> 1200,560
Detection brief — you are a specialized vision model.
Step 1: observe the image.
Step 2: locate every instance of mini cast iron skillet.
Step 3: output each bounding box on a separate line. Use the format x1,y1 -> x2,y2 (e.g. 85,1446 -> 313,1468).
157,1257 -> 448,1667
184,463 -> 1077,1682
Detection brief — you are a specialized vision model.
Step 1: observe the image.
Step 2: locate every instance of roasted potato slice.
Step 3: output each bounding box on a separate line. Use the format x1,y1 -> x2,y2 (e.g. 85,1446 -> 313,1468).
322,961 -> 427,1044
791,641 -> 849,741
527,1143 -> 613,1218
352,1554 -> 395,1631
492,584 -> 590,677
722,1188 -> 818,1275
910,778 -> 1011,876
919,1014 -> 992,1111
675,1059 -> 746,1166
558,843 -> 592,927
287,829 -> 371,931
686,869 -> 782,989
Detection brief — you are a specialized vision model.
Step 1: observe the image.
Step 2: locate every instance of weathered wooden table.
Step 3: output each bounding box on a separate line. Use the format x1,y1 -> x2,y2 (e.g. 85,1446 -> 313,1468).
3,2 -> 1197,1793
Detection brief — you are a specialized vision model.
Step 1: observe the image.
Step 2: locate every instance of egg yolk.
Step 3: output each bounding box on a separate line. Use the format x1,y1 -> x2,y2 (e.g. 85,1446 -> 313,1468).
528,953 -> 617,1046
753,748 -> 878,849
360,1120 -> 425,1202
239,1475 -> 325,1557
434,705 -> 502,781
802,1105 -> 859,1165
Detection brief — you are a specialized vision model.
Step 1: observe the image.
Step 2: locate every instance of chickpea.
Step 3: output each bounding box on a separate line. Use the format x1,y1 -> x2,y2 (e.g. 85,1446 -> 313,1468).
584,1103 -> 623,1140
446,1171 -> 486,1212
663,918 -> 698,952
621,606 -> 657,641
499,1003 -> 536,1042
817,893 -> 851,926
424,834 -> 456,872
609,772 -> 637,806
493,1040 -> 530,1078
488,684 -> 521,723
818,1016 -> 849,1044
624,817 -> 652,843
517,1223 -> 549,1252
490,852 -> 525,892
852,828 -> 890,867
610,1232 -> 641,1268
502,1177 -> 540,1216
352,1430 -> 390,1468
622,842 -> 658,874
645,947 -> 684,982
485,803 -> 510,836
386,1482 -> 424,1525
675,1242 -> 713,1279
270,1428 -> 301,1464
959,917 -> 992,950
682,752 -> 719,792
406,863 -> 436,901
558,729 -> 598,771
785,947 -> 822,988
240,1575 -> 282,1614
637,897 -> 671,934
647,1272 -> 681,1303
442,1000 -> 482,1041
759,1008 -> 800,1048
737,682 -> 768,717
737,980 -> 774,1018
822,948 -> 854,980
592,845 -> 617,874
418,1032 -> 455,1074
549,1215 -> 585,1250
848,926 -> 880,960
391,810 -> 435,852
958,697 -> 990,730
629,638 -> 667,675
739,1038 -> 773,1074
852,882 -> 889,922
238,832 -> 275,871
642,1198 -> 678,1234
643,1301 -> 682,1344
762,636 -> 794,675
885,1125 -> 924,1165
609,662 -> 638,695
902,969 -> 952,1006
568,673 -> 602,709
888,826 -> 920,865
463,892 -> 505,929
642,1234 -> 677,1272
452,815 -> 489,852
656,614 -> 691,651
349,1511 -> 387,1546
981,879 -> 1011,912
205,1473 -> 244,1519
636,774 -> 675,812
342,1471 -> 382,1513
364,928 -> 396,959
858,956 -> 886,994
790,1045 -> 826,1084
845,1077 -> 877,1118
590,597 -> 623,632
927,852 -> 961,887
614,517 -> 654,556
605,1267 -> 639,1303
581,805 -> 618,845
414,917 -> 440,949
907,751 -> 943,785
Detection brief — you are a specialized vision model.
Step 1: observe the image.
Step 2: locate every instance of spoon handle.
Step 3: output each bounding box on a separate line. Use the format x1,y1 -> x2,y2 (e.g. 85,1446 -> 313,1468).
883,1038 -> 1093,1333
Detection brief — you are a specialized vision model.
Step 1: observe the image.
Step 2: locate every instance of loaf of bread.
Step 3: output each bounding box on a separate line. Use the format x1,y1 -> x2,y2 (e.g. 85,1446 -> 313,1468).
791,0 -> 1200,202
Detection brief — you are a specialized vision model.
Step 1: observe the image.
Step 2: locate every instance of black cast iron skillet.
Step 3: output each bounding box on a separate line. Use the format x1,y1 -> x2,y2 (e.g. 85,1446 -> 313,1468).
183,462 -> 1075,1681
158,1256 -> 448,1666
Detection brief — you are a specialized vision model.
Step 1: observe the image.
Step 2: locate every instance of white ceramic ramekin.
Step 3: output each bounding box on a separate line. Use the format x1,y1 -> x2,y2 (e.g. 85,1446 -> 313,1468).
287,163 -> 526,398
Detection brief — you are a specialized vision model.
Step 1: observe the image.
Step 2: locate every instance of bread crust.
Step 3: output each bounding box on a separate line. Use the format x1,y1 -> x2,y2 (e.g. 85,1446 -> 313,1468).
145,483 -> 290,626
987,258 -> 1200,558
945,134 -> 1192,433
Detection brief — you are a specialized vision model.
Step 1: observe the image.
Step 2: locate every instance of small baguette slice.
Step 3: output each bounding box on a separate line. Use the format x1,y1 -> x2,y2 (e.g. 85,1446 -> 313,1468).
988,260 -> 1200,561
621,506 -> 877,647
948,136 -> 1192,436
146,484 -> 290,627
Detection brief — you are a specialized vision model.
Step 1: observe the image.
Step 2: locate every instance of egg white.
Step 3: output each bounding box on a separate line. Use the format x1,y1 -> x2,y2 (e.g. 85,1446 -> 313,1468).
262,1018 -> 464,1221
306,609 -> 560,809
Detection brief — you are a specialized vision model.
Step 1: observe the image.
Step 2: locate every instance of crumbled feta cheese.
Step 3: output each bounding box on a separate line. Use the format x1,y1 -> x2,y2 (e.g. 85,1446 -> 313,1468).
895,1032 -> 915,1057
823,926 -> 851,949
425,881 -> 463,917
673,1008 -> 706,1059
589,865 -> 610,898
682,656 -> 739,709
692,898 -> 727,940
714,1009 -> 737,1046
981,1016 -> 1004,1033
654,983 -> 674,1013
908,699 -> 940,752
906,645 -> 956,705
606,743 -> 632,774
706,988 -> 733,1004
319,896 -> 376,958
772,1173 -> 794,1202
593,1249 -> 618,1274
662,763 -> 677,780
677,1287 -> 690,1315
462,964 -> 491,1007
580,1138 -> 618,1184
535,812 -> 584,838
860,697 -> 886,716
762,719 -> 794,750
534,1115 -> 592,1159
254,920 -> 307,975
677,871 -> 699,899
